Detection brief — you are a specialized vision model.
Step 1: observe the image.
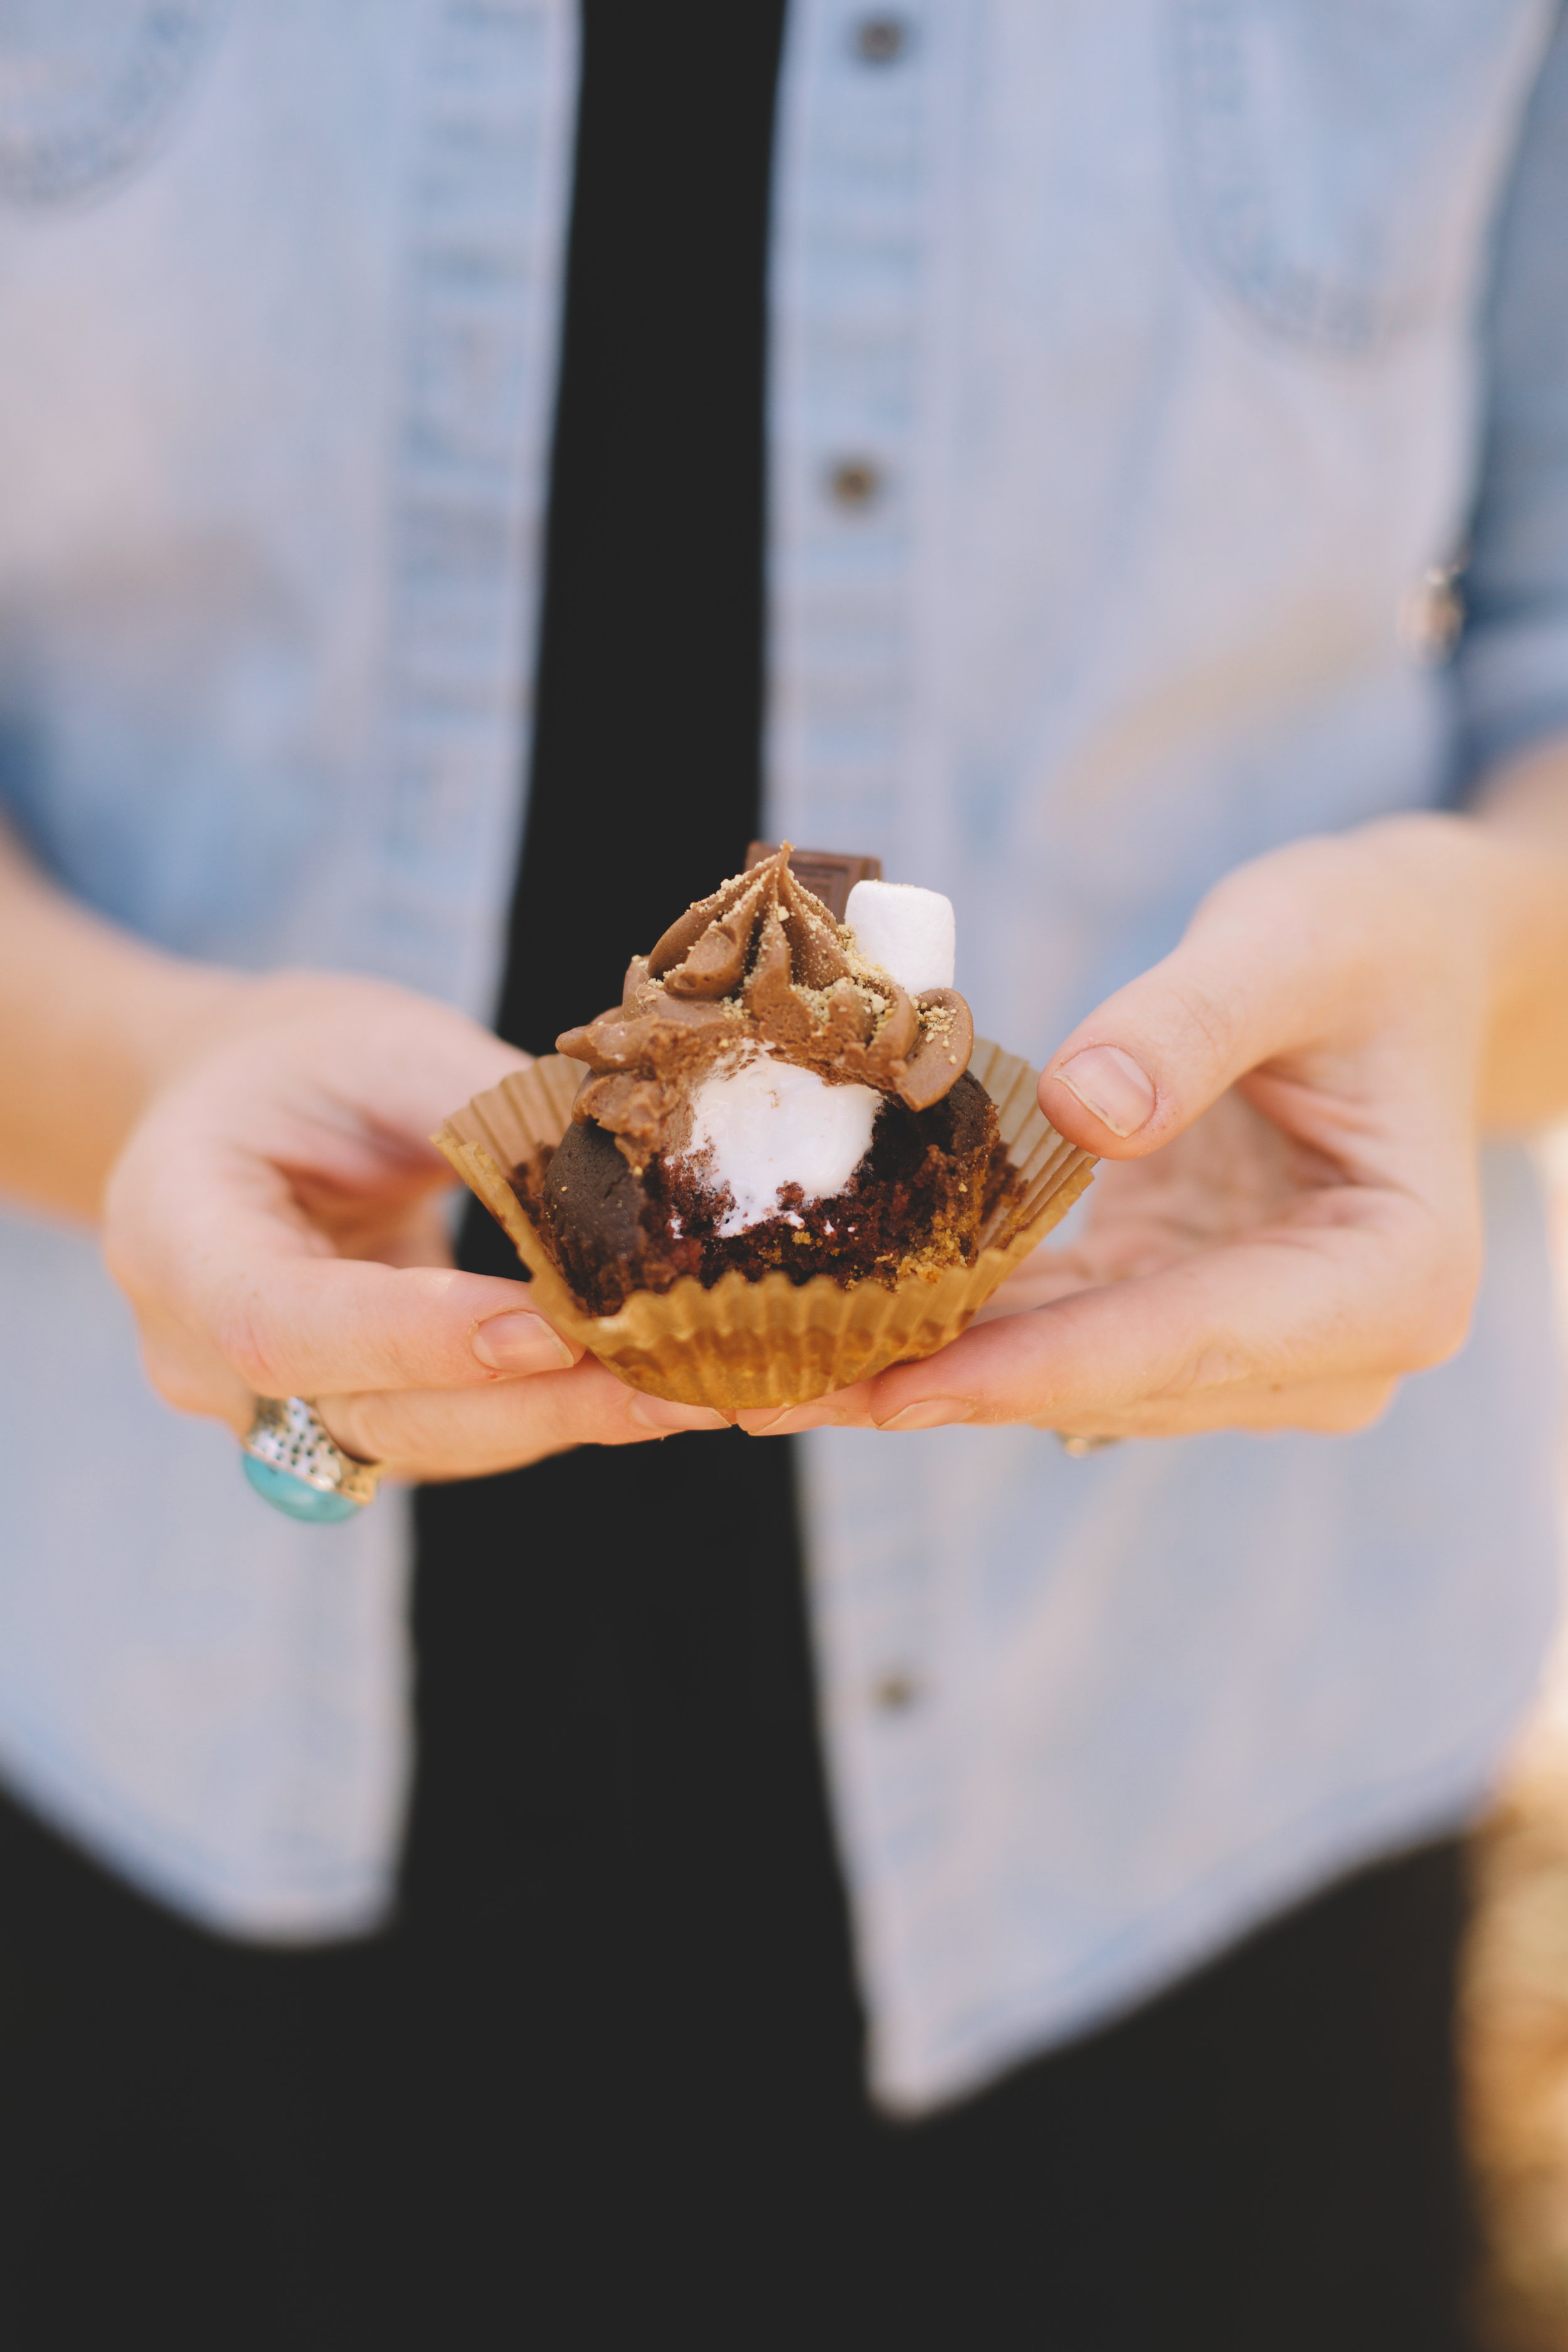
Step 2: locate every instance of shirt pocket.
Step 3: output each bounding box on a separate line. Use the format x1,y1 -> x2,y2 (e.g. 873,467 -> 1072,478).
1167,0 -> 1550,354
0,0 -> 227,209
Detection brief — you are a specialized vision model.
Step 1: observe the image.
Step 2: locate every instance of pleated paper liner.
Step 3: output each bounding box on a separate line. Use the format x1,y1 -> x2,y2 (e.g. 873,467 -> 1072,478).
433,1039 -> 1095,1412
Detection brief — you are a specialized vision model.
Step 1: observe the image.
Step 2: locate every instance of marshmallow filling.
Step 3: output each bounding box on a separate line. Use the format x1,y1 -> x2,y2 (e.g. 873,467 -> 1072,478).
681,1052 -> 881,1236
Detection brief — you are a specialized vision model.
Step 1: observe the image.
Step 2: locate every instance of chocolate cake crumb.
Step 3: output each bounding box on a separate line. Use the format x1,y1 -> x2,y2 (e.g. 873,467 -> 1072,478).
516,1118 -> 701,1315
524,1069 -> 1006,1318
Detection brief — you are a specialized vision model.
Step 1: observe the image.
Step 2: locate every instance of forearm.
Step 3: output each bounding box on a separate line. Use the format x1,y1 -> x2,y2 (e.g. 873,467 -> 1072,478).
0,818 -> 247,1220
1468,731 -> 1568,1130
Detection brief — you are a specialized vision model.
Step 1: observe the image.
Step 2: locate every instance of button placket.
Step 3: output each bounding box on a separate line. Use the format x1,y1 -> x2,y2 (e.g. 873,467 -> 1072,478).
852,14 -> 911,66
768,3 -> 935,857
376,0 -> 576,1015
827,455 -> 886,508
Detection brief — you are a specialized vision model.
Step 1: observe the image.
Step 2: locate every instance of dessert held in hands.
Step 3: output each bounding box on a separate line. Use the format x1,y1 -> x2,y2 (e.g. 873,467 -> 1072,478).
433,840 -> 1094,1411
540,845 -> 1005,1314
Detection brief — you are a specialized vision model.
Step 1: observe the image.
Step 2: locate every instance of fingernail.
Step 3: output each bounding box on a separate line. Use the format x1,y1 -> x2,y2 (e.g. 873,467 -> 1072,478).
742,1402 -> 841,1438
628,1396 -> 729,1433
874,1398 -> 973,1433
1054,1046 -> 1156,1138
471,1311 -> 576,1374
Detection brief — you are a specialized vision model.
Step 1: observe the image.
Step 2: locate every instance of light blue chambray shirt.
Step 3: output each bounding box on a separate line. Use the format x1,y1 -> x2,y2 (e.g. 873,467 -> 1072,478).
1,0 -> 1566,2111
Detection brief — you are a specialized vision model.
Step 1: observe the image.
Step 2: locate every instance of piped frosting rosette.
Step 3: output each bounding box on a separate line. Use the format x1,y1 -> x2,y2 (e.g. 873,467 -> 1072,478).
435,849 -> 1096,1412
560,845 -> 975,1173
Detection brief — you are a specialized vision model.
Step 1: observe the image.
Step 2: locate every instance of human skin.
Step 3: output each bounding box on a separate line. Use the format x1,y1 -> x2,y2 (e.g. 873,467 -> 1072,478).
741,748 -> 1568,1441
0,829 -> 726,1475
4,743 -> 1568,1475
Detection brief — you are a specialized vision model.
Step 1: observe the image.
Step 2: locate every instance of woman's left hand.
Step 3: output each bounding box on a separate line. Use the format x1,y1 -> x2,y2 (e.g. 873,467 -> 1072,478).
739,810 -> 1564,1443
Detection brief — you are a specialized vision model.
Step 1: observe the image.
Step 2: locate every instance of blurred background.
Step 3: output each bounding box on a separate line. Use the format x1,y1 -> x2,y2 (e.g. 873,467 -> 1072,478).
1467,1129 -> 1568,2349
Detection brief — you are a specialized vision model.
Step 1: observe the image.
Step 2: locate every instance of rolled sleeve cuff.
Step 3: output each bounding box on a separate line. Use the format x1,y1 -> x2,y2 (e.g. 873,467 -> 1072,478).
1453,611 -> 1568,785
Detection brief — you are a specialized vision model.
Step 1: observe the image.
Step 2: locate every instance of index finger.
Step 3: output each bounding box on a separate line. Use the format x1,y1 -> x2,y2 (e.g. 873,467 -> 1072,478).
117,1158 -> 581,1399
214,1251 -> 582,1398
742,1199 -> 1468,1438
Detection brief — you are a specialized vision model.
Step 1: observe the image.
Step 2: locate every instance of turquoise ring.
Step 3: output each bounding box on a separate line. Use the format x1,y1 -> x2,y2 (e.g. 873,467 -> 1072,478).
241,1396 -> 383,1523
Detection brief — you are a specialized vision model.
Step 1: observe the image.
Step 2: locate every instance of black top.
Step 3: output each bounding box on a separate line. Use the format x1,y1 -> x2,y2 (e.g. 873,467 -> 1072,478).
405,0 -> 868,2252
495,0 -> 787,1054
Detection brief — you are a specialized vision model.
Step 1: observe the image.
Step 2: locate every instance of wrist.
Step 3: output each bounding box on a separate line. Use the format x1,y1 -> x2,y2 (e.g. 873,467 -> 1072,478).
1355,802 -> 1568,1130
124,952 -> 258,1099
125,964 -> 419,1102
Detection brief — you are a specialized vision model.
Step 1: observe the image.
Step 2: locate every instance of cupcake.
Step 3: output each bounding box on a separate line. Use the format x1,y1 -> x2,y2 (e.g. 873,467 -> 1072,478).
536,845 -> 1004,1315
435,844 -> 1095,1411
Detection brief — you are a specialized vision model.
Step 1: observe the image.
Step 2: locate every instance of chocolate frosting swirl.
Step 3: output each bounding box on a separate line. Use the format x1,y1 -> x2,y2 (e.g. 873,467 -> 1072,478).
556,844 -> 974,1171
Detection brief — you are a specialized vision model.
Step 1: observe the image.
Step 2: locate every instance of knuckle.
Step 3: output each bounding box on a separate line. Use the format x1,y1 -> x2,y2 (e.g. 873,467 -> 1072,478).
100,1214 -> 156,1309
1411,1298 -> 1472,1371
1162,967 -> 1246,1074
213,1305 -> 293,1397
138,1333 -> 227,1422
1149,1341 -> 1251,1402
99,1226 -> 135,1296
1315,1380 -> 1400,1435
141,1353 -> 210,1419
1394,1236 -> 1480,1372
317,1394 -> 386,1463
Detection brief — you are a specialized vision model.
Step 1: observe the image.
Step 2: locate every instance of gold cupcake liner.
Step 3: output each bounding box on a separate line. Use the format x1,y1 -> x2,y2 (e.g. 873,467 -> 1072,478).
433,1039 -> 1095,1412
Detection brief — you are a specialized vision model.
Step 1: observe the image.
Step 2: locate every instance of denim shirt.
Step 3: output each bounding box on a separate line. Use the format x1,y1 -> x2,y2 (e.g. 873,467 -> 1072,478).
1,0 -> 1565,2110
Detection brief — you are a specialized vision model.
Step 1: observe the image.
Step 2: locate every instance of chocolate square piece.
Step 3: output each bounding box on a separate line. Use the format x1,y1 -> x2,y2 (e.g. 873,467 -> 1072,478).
745,842 -> 882,922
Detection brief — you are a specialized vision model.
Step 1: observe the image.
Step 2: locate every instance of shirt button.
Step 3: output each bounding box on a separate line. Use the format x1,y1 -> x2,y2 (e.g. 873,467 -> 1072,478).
872,1671 -> 922,1714
1397,563 -> 1465,667
854,14 -> 911,64
827,457 -> 884,509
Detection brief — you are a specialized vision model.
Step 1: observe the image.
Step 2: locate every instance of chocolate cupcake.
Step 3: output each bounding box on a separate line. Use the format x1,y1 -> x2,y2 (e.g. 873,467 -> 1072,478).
435,844 -> 1096,1412
533,846 -> 1005,1315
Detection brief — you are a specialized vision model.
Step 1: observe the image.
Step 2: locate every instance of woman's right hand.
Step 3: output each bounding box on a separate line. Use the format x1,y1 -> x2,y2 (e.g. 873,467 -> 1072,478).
102,970 -> 727,1481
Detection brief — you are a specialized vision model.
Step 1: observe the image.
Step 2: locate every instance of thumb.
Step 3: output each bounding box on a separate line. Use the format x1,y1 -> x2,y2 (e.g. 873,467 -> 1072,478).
1037,885 -> 1327,1159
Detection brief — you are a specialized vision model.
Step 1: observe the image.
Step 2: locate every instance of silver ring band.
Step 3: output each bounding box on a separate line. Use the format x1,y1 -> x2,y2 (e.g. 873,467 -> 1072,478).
242,1396 -> 383,1507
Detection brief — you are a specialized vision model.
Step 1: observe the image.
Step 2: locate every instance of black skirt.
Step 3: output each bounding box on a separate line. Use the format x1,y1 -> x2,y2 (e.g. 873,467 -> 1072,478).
0,1780 -> 1476,2349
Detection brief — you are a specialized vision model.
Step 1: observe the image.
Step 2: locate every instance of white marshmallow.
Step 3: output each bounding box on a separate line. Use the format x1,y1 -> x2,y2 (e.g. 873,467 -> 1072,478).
684,1052 -> 880,1236
844,879 -> 956,995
